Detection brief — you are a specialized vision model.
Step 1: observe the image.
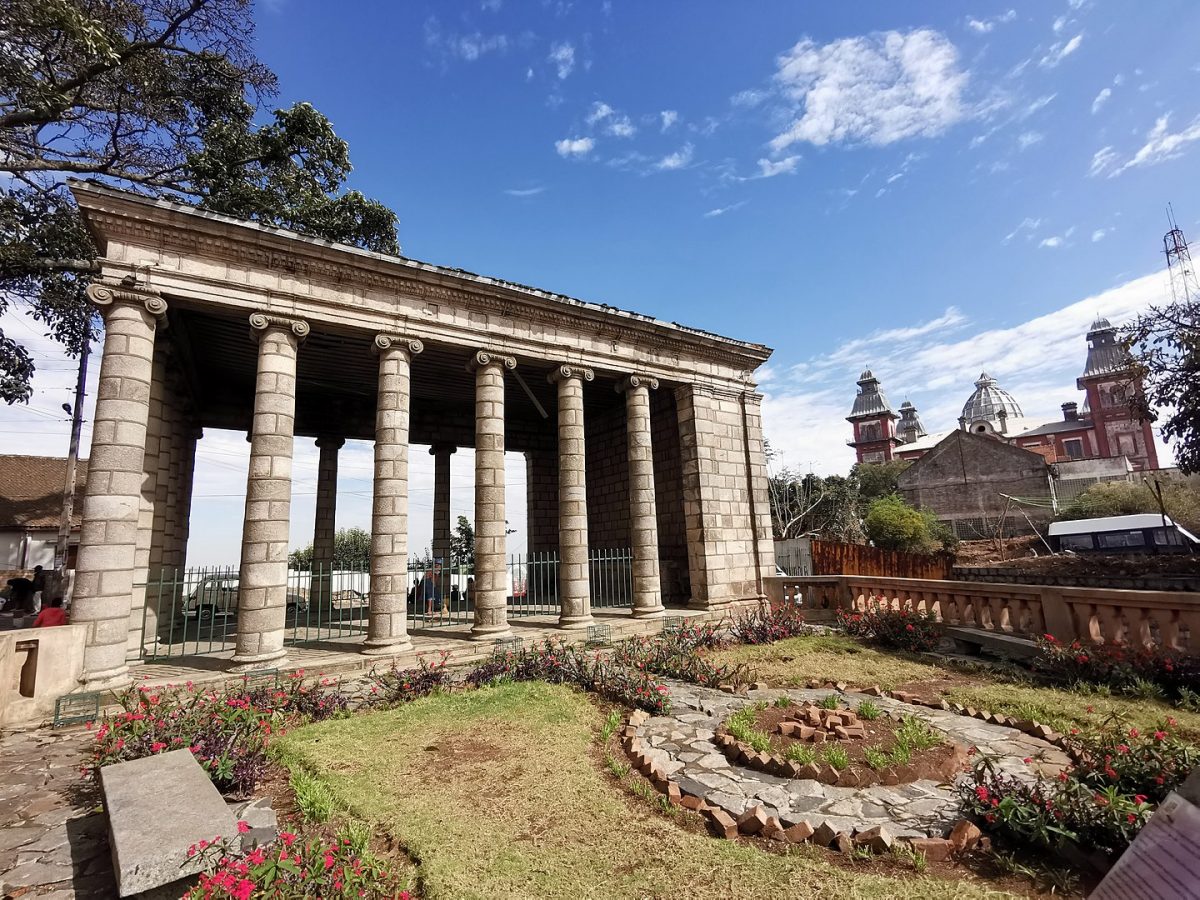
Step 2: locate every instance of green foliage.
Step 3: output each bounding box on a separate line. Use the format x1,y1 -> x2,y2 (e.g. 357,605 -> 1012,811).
449,515 -> 475,568
852,460 -> 914,503
1126,300 -> 1200,474
863,746 -> 892,770
603,750 -> 629,779
726,707 -> 772,752
289,526 -> 372,569
1059,479 -> 1200,533
774,695 -> 792,709
818,694 -> 841,710
599,709 -> 621,743
822,745 -> 850,770
0,0 -> 398,403
894,716 -> 942,751
856,700 -> 881,721
290,767 -> 336,823
862,494 -> 954,553
784,743 -> 817,765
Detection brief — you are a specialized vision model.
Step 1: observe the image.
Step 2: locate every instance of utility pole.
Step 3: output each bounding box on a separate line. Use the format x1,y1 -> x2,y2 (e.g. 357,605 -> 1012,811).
55,330 -> 90,578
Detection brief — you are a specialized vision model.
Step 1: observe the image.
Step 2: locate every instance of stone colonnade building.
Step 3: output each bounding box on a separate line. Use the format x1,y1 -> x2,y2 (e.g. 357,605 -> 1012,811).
69,182 -> 775,689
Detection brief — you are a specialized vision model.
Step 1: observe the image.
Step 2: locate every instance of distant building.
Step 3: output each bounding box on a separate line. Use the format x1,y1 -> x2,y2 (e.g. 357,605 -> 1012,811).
0,455 -> 87,570
850,317 -> 1159,471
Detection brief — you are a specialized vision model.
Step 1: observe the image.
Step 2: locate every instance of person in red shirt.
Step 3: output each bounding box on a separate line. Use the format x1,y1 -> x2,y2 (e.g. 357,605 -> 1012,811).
33,597 -> 68,628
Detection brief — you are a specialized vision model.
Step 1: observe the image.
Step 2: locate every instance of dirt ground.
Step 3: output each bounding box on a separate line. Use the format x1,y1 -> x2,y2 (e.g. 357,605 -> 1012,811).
953,538 -> 1200,576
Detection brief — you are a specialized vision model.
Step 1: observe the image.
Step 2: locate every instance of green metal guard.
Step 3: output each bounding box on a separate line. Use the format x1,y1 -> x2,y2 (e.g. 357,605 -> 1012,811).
663,617 -> 684,634
495,635 -> 524,651
586,623 -> 612,646
53,691 -> 100,728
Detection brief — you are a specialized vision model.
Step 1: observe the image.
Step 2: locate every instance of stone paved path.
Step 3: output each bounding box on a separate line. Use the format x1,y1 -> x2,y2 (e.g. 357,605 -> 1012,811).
0,727 -> 115,899
643,680 -> 1071,840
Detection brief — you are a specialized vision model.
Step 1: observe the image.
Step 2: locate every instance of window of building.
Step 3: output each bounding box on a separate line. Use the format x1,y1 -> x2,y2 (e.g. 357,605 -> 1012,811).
1062,438 -> 1084,459
1096,530 -> 1146,549
861,451 -> 885,464
859,421 -> 881,442
1117,433 -> 1138,457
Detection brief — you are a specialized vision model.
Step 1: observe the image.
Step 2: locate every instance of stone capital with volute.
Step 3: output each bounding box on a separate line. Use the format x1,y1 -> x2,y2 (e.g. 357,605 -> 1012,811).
548,364 -> 594,385
249,312 -> 309,344
616,374 -> 660,394
467,349 -> 516,373
86,282 -> 169,322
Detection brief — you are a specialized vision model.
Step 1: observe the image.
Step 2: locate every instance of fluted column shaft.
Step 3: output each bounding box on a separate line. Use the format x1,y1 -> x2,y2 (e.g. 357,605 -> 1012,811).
552,365 -> 594,629
310,436 -> 344,603
73,284 -> 167,690
364,334 -> 422,654
469,350 -> 515,640
231,314 -> 307,671
620,375 -> 665,617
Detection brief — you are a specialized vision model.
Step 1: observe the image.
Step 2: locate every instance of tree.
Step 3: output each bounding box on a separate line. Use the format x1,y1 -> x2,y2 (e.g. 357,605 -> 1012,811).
852,460 -> 912,504
0,0 -> 398,402
449,515 -> 474,566
1060,479 -> 1200,533
862,494 -> 954,554
1125,297 -> 1196,472
288,526 -> 371,570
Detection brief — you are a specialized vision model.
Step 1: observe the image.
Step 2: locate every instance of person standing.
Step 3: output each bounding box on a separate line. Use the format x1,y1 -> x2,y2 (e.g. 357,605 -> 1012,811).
30,565 -> 46,612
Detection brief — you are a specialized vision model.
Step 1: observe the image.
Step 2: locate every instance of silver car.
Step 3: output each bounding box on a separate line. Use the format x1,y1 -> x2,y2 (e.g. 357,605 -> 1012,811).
183,576 -> 307,620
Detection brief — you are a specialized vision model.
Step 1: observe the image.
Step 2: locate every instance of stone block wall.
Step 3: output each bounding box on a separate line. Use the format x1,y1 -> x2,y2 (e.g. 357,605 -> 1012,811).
651,387 -> 689,605
525,448 -> 559,555
585,402 -> 631,549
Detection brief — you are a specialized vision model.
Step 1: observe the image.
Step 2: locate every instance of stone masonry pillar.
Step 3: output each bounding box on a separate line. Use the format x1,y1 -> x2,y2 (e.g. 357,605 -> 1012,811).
230,314 -> 308,671
550,365 -> 594,629
619,375 -> 665,617
469,350 -> 515,640
310,435 -> 344,604
363,334 -> 422,655
73,283 -> 167,690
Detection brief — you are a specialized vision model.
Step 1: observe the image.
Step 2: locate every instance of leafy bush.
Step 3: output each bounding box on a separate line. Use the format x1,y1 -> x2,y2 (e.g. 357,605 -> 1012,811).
862,494 -> 956,553
823,746 -> 849,770
863,747 -> 892,770
856,700 -> 881,721
961,716 -> 1197,861
836,602 -> 942,652
290,769 -> 335,823
818,694 -> 841,710
368,653 -> 450,706
1034,635 -> 1200,703
185,821 -> 410,899
895,715 -> 942,751
610,632 -> 753,690
1059,480 -> 1200,533
784,743 -> 817,765
90,673 -> 350,797
729,602 -> 807,645
465,639 -> 673,715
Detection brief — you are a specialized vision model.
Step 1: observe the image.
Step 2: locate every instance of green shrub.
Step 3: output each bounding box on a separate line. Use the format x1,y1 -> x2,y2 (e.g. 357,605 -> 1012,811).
895,716 -> 941,751
856,700 -> 881,721
290,768 -> 335,823
823,746 -> 850,770
837,603 -> 942,653
862,494 -> 955,553
784,743 -> 817,765
863,746 -> 892,770
818,694 -> 841,710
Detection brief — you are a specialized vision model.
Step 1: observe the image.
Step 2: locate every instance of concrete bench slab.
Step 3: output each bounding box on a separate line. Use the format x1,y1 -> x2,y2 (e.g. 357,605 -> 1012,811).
99,749 -> 237,897
944,626 -> 1039,660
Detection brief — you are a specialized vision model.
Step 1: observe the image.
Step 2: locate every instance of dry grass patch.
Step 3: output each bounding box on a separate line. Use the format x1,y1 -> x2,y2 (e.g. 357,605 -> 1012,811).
273,681 -> 1014,900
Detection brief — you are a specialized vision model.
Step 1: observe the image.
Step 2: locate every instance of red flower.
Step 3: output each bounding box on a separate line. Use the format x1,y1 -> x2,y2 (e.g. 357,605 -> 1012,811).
237,820 -> 250,834
1023,757 -> 1032,764
1129,728 -> 1139,738
1154,730 -> 1167,741
1127,813 -> 1137,824
975,786 -> 990,802
1134,794 -> 1147,805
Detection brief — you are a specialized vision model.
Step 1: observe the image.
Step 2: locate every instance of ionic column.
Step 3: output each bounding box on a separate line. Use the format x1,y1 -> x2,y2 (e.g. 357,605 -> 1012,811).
430,443 -> 456,598
551,365 -> 594,629
230,313 -> 308,671
469,350 -> 515,640
363,333 -> 423,655
73,284 -> 167,690
619,375 -> 665,617
310,435 -> 344,603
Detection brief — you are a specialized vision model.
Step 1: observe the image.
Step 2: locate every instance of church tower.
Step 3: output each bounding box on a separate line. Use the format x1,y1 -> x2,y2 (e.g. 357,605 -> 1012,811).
847,369 -> 901,463
1076,316 -> 1158,470
898,399 -> 927,444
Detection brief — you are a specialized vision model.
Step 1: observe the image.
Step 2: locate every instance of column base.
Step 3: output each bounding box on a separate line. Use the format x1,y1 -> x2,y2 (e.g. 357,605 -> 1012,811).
229,649 -> 288,673
632,604 -> 666,619
361,637 -> 413,657
79,665 -> 132,693
470,623 -> 513,641
557,613 -> 594,630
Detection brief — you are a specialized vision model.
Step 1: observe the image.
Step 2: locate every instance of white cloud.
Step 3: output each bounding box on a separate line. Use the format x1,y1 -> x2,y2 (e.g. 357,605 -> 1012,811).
1039,235 -> 1063,248
586,101 -> 614,125
1113,114 -> 1200,175
1088,145 -> 1118,177
654,143 -> 694,171
1039,34 -> 1083,68
481,0 -> 502,10
504,186 -> 545,197
587,101 -> 636,138
1092,228 -> 1109,242
1091,87 -> 1112,114
548,41 -> 575,79
424,18 -> 510,62
966,10 -> 1016,33
755,156 -> 801,178
660,110 -> 679,132
1018,131 -> 1044,150
886,172 -> 904,184
760,272 -> 1174,475
703,201 -> 747,218
1003,216 -> 1042,243
1052,15 -> 1067,33
554,136 -> 594,157
730,89 -> 767,108
768,29 -> 970,151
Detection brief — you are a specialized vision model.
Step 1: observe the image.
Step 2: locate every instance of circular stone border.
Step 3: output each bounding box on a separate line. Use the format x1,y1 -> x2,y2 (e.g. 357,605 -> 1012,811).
619,678 -> 1074,858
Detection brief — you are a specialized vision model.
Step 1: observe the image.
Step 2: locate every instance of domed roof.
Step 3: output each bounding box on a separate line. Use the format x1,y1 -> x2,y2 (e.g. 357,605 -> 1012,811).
961,372 -> 1024,425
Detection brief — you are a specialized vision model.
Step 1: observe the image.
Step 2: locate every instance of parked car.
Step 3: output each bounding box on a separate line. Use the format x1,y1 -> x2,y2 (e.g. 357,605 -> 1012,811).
183,576 -> 308,620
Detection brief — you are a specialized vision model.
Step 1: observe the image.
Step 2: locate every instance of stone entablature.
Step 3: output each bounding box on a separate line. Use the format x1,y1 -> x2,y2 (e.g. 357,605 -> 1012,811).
72,182 -> 768,393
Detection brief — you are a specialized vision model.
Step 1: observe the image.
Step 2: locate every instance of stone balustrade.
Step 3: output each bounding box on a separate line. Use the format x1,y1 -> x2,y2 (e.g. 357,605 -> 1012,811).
765,575 -> 1199,654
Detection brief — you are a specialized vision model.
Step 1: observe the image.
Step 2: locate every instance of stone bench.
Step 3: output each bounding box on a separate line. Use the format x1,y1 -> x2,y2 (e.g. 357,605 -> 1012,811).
944,626 -> 1039,660
99,749 -> 238,897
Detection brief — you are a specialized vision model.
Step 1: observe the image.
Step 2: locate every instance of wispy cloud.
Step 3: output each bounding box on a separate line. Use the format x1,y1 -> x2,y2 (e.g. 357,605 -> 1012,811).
555,136 -> 594,158
1091,87 -> 1112,114
730,89 -> 767,108
503,186 -> 546,197
1003,216 -> 1042,243
966,10 -> 1017,33
1039,34 -> 1083,68
1092,227 -> 1110,242
424,17 -> 509,62
548,41 -> 575,79
654,143 -> 694,171
703,201 -> 747,218
768,29 -> 970,151
659,110 -> 679,132
1112,114 -> 1200,175
587,101 -> 636,138
1017,131 -> 1043,151
1089,145 -> 1119,177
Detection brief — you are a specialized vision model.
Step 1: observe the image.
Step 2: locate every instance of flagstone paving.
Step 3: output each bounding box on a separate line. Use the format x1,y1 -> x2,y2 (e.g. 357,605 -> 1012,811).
642,679 -> 1072,839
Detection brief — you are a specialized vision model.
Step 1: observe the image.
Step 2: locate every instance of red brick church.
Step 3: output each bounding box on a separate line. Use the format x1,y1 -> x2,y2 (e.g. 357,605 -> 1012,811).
847,316 -> 1159,471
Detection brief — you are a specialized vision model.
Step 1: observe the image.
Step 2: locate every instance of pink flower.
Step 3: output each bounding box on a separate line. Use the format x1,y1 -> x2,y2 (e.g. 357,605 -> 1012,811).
324,851 -> 336,870
150,742 -> 166,753
237,820 -> 250,834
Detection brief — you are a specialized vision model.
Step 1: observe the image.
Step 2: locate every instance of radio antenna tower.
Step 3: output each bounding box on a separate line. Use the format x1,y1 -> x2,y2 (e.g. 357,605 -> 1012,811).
1165,204 -> 1200,305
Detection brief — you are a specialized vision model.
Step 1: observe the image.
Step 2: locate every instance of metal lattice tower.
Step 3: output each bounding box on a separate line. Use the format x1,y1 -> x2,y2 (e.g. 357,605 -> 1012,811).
1165,204 -> 1200,305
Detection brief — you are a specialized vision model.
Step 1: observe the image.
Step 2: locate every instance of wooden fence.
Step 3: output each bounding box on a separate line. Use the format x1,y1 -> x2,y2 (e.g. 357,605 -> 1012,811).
810,540 -> 953,580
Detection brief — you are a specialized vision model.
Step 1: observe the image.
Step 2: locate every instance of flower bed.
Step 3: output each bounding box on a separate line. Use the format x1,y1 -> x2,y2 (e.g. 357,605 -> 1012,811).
836,602 -> 941,652
1034,635 -> 1200,704
610,625 -> 753,691
713,697 -> 968,787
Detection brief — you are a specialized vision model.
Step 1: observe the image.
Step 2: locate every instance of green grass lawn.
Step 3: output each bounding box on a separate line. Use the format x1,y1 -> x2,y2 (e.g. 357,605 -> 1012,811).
706,634 -> 1200,740
273,681 -> 1015,900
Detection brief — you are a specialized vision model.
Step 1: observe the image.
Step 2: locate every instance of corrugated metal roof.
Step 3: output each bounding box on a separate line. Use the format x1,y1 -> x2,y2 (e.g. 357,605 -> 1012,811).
961,372 -> 1024,424
1081,317 -> 1134,379
848,370 -> 896,419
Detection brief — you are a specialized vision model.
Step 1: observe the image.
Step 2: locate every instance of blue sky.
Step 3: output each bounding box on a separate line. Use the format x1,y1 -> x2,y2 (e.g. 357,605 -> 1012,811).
4,0 -> 1200,564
